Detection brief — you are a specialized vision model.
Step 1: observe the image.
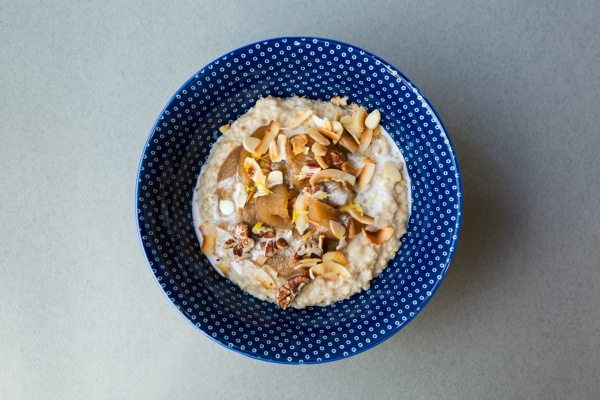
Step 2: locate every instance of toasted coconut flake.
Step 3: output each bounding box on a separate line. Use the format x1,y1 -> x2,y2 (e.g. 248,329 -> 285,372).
311,142 -> 327,157
277,134 -> 288,160
255,268 -> 276,290
322,250 -> 348,265
340,115 -> 362,140
292,193 -> 310,234
307,127 -> 330,146
266,170 -> 284,188
359,128 -> 373,152
365,109 -> 381,129
329,220 -> 346,240
290,134 -> 309,155
309,168 -> 356,186
199,222 -> 215,255
347,219 -> 362,238
330,96 -> 348,106
218,199 -> 235,216
317,127 -> 342,143
373,125 -> 381,137
315,154 -> 329,169
268,139 -> 280,162
339,132 -> 359,153
309,261 -> 351,280
383,160 -> 403,182
285,109 -> 313,130
254,121 -> 280,155
363,227 -> 395,245
242,136 -> 260,153
347,208 -> 375,225
311,115 -> 332,131
355,158 -> 375,191
331,120 -> 344,141
341,161 -> 360,175
219,124 -> 230,134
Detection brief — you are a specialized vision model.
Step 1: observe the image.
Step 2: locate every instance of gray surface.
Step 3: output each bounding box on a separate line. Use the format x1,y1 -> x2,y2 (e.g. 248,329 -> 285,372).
1,0 -> 599,399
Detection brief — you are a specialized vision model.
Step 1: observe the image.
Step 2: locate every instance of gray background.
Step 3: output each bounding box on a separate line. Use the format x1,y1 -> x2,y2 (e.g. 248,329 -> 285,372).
1,0 -> 599,399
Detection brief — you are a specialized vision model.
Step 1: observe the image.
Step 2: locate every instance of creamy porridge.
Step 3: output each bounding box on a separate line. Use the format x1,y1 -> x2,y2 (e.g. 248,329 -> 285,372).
193,96 -> 409,309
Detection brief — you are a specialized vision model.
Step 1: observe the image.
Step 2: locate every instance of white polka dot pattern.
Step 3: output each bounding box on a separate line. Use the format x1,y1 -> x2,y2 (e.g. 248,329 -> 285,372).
136,37 -> 462,364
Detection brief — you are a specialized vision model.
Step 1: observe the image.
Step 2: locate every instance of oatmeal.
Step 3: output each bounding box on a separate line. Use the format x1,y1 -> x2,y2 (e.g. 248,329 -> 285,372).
192,96 -> 409,309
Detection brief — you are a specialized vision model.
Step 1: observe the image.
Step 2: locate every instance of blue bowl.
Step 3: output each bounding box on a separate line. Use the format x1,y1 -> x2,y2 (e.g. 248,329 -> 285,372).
136,37 -> 462,364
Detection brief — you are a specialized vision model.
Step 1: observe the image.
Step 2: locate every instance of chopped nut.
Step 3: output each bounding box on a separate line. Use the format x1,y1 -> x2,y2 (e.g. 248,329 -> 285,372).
329,150 -> 344,166
311,142 -> 327,157
277,275 -> 309,309
252,222 -> 276,238
309,168 -> 356,186
329,220 -> 346,240
223,238 -> 236,249
260,240 -> 275,257
355,157 -> 375,192
365,109 -> 381,130
254,121 -> 280,155
284,109 -> 313,130
290,134 -> 309,155
218,199 -> 235,216
363,227 -> 394,245
219,124 -> 230,134
232,222 -> 250,239
330,96 -> 348,106
307,127 -> 330,146
383,160 -> 403,182
275,237 -> 288,249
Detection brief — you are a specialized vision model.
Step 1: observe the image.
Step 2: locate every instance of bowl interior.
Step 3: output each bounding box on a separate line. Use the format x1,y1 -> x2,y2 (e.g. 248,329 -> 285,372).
136,37 -> 461,364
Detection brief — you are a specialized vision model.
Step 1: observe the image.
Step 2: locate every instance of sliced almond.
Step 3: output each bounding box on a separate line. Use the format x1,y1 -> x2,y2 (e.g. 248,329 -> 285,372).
309,261 -> 351,280
365,109 -> 381,129
315,154 -> 329,169
383,160 -> 403,182
322,250 -> 348,265
341,161 -> 360,175
355,157 -> 375,192
329,220 -> 346,240
359,128 -> 373,152
347,208 -> 375,225
266,170 -> 283,188
254,268 -> 276,290
285,109 -> 313,130
293,258 -> 321,268
309,168 -> 356,186
242,136 -> 260,153
307,127 -> 330,146
199,222 -> 215,256
352,106 -> 367,134
340,115 -> 362,140
311,142 -> 327,157
290,134 -> 309,155
292,193 -> 310,234
218,199 -> 235,216
363,227 -> 395,245
254,121 -> 280,155
338,132 -> 359,153
317,127 -> 342,143
347,219 -> 362,239
219,124 -> 230,134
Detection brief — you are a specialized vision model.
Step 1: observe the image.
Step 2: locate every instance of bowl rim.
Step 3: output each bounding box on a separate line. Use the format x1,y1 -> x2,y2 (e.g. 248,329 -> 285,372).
135,36 -> 463,364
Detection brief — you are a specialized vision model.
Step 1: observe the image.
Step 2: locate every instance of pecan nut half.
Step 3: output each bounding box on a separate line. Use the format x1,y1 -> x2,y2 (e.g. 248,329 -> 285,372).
276,275 -> 310,309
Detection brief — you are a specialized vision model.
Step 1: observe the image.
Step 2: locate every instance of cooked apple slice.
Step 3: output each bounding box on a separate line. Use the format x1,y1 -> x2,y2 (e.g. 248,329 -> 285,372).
255,184 -> 291,229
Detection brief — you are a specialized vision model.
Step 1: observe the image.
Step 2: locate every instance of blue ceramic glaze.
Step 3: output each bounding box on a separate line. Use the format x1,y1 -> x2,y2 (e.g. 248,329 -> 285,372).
136,37 -> 462,364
